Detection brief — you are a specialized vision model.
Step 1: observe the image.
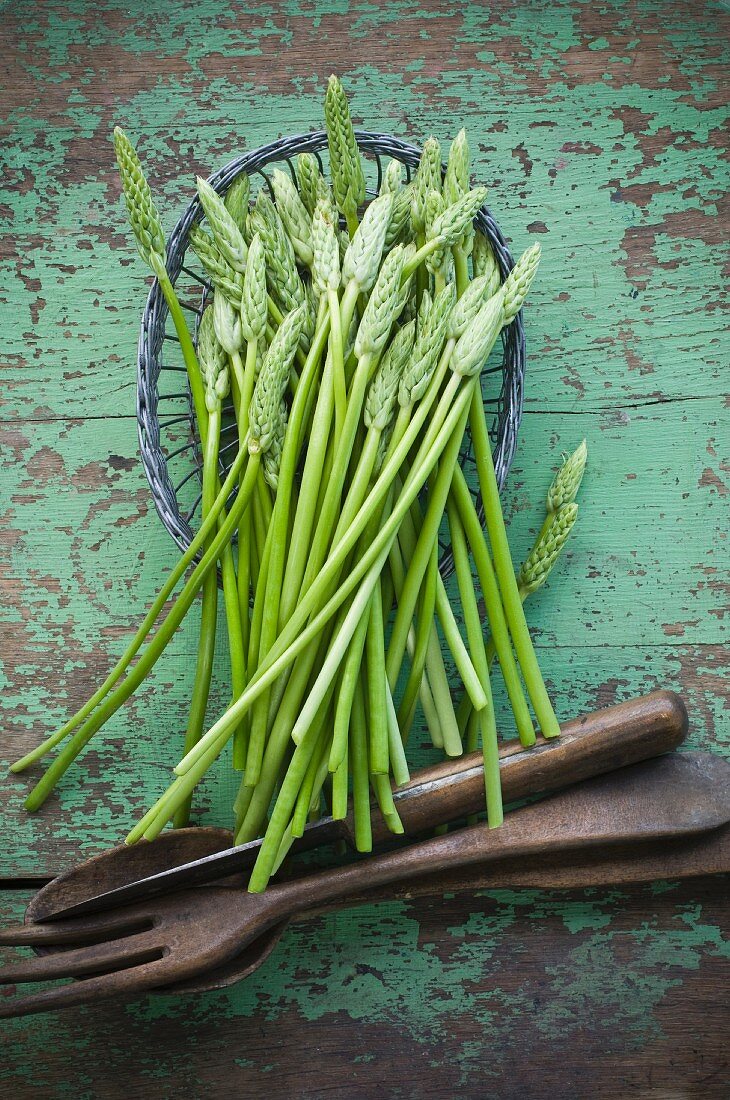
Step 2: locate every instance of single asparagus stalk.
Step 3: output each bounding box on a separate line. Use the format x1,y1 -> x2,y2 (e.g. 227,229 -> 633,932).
545,439 -> 588,517
291,709 -> 333,836
248,190 -> 305,313
446,498 -> 502,828
271,167 -> 313,268
112,127 -> 209,439
520,502 -> 580,599
514,438 -> 586,603
385,675 -> 410,786
366,576 -> 389,775
296,199 -> 344,556
349,676 -> 372,851
410,136 -> 441,305
370,771 -> 404,836
223,173 -> 249,235
173,309 -> 226,828
196,175 -> 248,272
328,295 -> 346,447
231,233 -> 278,770
236,231 -> 269,646
296,152 -> 335,217
210,295 -> 251,767
331,740 -> 349,820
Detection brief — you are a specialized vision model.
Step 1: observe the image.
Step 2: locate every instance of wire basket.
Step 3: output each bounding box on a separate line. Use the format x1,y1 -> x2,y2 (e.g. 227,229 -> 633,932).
137,130 -> 526,579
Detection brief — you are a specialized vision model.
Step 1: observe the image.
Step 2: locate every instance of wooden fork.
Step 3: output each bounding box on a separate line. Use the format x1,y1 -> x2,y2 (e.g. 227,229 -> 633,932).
0,752 -> 727,1019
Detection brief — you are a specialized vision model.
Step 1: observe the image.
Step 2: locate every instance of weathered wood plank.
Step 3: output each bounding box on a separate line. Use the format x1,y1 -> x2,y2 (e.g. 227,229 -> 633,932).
3,396 -> 726,705
1,3 -> 726,421
1,0 -> 727,1091
1,878 -> 728,1098
1,395 -> 727,873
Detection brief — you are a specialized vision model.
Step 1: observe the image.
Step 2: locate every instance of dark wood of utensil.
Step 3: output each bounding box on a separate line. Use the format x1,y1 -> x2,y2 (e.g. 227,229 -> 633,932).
22,689 -> 694,996
1,751 -> 728,1019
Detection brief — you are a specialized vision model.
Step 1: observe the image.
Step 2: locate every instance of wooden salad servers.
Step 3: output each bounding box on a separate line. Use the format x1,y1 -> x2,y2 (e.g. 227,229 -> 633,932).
36,690 -> 688,921
0,748 -> 727,1018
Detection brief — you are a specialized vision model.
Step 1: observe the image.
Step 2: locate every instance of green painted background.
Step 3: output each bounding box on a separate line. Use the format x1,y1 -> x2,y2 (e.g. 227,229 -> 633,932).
0,1 -> 727,1095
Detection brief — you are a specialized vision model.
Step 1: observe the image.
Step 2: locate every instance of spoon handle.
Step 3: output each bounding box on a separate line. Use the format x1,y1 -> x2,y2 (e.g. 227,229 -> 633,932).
278,753 -> 729,917
364,689 -> 688,844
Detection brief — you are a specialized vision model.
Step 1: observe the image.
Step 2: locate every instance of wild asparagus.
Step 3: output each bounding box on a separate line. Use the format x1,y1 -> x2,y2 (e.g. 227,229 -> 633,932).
17,84 -> 580,899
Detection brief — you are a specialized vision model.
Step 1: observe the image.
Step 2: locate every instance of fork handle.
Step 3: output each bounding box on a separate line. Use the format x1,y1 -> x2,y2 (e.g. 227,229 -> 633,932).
362,689 -> 687,844
277,752 -> 726,918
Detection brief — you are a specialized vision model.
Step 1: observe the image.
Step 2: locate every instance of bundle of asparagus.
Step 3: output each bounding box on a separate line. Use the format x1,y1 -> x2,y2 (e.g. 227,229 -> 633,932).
12,76 -> 586,893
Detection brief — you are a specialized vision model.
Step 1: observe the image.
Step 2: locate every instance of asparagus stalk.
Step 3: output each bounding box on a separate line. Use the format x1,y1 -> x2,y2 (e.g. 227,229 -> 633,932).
173,307 -> 227,827
446,498 -> 502,827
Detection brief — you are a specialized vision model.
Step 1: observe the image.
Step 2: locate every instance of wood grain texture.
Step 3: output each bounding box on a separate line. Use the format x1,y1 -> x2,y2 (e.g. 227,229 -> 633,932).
0,0 -> 728,1094
1,878 -> 728,1098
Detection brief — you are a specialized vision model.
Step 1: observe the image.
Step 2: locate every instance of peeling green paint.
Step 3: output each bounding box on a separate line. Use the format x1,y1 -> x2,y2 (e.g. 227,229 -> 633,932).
1,1 -> 728,1093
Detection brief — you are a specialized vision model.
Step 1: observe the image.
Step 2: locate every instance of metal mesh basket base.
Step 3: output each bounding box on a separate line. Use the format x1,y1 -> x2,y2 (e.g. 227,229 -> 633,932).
137,130 -> 525,578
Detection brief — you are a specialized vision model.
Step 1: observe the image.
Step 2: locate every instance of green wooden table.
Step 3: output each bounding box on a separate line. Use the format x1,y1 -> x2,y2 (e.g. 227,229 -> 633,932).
2,1 -> 728,1095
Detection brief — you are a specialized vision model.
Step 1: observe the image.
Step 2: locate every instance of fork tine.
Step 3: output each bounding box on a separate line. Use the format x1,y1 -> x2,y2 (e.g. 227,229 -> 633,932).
0,930 -> 162,984
0,911 -> 153,947
0,956 -> 171,1020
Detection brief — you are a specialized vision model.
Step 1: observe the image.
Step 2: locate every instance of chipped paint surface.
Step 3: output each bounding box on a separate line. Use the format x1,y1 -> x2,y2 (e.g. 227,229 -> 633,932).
0,879 -> 728,1095
0,0 -> 728,1094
